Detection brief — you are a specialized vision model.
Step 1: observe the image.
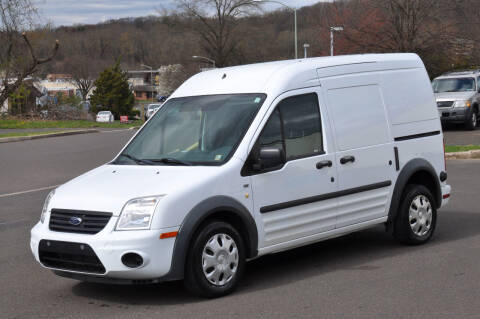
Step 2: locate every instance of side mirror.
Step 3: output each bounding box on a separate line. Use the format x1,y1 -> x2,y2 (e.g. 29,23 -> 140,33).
253,147 -> 284,171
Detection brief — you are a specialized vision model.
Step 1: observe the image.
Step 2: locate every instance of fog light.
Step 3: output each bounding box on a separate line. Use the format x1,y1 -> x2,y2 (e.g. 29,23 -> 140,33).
121,253 -> 143,268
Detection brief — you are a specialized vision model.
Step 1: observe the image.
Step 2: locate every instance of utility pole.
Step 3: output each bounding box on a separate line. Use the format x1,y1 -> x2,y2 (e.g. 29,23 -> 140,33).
330,26 -> 344,56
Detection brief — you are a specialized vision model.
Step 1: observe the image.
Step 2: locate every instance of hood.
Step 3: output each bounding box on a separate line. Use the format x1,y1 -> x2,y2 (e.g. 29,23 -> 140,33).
434,91 -> 475,101
51,164 -> 221,216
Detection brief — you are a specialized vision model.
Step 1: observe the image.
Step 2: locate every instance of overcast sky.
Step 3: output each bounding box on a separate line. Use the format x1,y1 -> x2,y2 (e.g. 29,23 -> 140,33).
35,0 -> 322,26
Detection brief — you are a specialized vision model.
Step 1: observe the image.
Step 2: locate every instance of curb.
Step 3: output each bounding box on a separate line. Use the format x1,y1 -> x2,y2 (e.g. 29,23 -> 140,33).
446,150 -> 480,160
0,129 -> 99,144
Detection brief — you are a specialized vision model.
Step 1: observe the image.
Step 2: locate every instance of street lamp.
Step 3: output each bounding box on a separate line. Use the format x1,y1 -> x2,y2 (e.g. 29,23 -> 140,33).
141,64 -> 154,102
192,55 -> 216,68
330,26 -> 344,56
253,0 -> 298,59
303,43 -> 310,59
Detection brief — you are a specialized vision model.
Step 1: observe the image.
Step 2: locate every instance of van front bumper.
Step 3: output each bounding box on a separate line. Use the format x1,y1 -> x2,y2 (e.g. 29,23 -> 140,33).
30,221 -> 178,282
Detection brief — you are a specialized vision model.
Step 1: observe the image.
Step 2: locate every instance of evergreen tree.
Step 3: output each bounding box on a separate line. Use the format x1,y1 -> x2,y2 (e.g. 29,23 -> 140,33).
90,60 -> 134,118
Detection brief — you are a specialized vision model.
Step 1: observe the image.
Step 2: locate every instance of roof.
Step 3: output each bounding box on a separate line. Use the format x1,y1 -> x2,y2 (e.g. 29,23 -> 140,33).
436,69 -> 480,79
171,53 -> 423,99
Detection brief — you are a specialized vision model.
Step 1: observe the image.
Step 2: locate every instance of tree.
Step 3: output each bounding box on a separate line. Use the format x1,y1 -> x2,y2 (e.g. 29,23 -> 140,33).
0,0 -> 59,107
89,60 -> 135,118
67,55 -> 97,101
177,0 -> 259,67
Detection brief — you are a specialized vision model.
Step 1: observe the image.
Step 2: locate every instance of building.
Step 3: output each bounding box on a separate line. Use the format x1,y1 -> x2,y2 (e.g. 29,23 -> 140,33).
2,80 -> 43,115
37,74 -> 78,98
127,65 -> 182,101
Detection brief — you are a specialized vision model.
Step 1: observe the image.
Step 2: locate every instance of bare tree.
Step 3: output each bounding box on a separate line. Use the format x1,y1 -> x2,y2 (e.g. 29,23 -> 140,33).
0,0 -> 59,107
176,0 -> 259,67
67,55 -> 98,101
335,0 -> 455,53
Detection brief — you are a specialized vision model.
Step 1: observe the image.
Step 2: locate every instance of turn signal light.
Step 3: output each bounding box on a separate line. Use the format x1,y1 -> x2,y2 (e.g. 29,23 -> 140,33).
160,231 -> 178,239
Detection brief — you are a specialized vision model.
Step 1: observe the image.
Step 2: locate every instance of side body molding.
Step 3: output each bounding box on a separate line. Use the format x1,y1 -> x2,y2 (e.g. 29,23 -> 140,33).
387,158 -> 441,225
165,196 -> 258,281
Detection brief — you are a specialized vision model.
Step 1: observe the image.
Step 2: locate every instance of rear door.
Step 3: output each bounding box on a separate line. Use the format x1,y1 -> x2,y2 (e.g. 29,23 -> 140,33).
246,89 -> 338,248
319,73 -> 395,228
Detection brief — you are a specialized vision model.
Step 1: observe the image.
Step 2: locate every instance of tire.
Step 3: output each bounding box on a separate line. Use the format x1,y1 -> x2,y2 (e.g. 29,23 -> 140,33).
464,111 -> 477,130
184,221 -> 245,298
393,184 -> 437,245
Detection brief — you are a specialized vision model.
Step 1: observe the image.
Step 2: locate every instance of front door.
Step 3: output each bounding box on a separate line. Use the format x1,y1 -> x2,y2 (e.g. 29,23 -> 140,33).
245,90 -> 338,248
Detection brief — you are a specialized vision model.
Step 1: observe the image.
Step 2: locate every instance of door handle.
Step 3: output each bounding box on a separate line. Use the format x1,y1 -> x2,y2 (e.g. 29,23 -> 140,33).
316,160 -> 333,169
340,156 -> 355,165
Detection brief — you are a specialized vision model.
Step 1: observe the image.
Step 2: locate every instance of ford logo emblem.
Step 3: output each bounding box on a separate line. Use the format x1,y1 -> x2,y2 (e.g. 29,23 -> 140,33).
69,217 -> 82,226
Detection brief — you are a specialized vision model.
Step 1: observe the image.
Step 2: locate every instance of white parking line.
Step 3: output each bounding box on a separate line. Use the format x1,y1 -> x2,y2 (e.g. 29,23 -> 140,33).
0,185 -> 59,198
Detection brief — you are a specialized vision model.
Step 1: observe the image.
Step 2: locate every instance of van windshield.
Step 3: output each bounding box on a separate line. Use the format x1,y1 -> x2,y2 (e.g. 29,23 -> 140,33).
116,94 -> 266,166
432,78 -> 476,93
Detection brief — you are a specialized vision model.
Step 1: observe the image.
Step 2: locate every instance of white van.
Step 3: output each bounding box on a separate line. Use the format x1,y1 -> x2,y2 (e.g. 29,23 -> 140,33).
31,54 -> 451,297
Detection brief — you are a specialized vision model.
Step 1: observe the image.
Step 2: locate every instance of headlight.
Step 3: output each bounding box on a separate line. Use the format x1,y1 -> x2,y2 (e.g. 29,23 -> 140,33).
455,100 -> 471,108
116,196 -> 164,231
40,190 -> 55,223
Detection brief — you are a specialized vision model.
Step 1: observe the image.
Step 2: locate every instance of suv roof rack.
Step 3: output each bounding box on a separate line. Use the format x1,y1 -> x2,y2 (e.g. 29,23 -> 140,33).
442,69 -> 480,76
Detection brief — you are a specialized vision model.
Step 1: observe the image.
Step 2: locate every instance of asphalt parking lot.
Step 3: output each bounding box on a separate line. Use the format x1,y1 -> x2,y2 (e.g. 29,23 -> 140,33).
1,129 -> 480,319
443,125 -> 480,145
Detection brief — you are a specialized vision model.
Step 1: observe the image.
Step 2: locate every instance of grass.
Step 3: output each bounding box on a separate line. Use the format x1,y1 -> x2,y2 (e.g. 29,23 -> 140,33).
445,145 -> 480,153
0,119 -> 143,129
0,131 -> 71,139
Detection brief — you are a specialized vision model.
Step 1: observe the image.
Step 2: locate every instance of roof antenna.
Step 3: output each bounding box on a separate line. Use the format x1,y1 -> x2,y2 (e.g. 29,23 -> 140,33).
222,73 -> 227,79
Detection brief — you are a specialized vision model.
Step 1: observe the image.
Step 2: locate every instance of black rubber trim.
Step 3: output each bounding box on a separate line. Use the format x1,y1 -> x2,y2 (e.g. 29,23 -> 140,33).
260,181 -> 392,214
162,196 -> 258,281
394,130 -> 440,142
440,171 -> 447,182
394,147 -> 400,171
387,158 -> 442,227
53,270 -> 162,285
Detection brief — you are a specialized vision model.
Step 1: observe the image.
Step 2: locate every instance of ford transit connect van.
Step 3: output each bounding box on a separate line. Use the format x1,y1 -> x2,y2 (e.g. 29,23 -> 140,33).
31,54 -> 451,298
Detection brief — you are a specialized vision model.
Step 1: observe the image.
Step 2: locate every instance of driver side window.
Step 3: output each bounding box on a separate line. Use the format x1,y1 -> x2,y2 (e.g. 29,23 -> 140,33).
243,93 -> 323,175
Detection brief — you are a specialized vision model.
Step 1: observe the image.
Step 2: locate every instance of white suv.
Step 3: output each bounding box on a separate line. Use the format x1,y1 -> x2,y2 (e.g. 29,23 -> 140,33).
31,54 -> 451,298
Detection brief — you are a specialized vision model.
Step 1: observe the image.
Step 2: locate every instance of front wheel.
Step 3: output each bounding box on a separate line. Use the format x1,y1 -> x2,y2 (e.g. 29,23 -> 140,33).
184,221 -> 245,298
465,111 -> 477,130
393,184 -> 437,245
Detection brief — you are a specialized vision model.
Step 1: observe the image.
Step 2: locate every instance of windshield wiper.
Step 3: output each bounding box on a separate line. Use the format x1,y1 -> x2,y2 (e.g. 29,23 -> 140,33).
146,157 -> 193,166
117,153 -> 156,165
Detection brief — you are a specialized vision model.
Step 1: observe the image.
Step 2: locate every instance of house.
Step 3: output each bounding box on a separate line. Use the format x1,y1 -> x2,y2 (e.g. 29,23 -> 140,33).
127,65 -> 182,101
127,70 -> 157,101
4,80 -> 43,115
37,74 -> 79,99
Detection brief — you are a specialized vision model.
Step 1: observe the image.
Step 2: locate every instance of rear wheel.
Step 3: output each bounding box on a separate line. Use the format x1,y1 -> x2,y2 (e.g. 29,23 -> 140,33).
184,221 -> 245,298
394,184 -> 437,245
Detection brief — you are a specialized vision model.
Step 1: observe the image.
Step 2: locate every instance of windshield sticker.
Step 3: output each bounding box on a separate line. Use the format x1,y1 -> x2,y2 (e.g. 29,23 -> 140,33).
254,97 -> 261,103
214,155 -> 223,161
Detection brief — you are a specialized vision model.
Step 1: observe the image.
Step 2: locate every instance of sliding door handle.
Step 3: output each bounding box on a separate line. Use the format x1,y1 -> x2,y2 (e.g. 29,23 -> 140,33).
340,156 -> 355,165
316,160 -> 333,169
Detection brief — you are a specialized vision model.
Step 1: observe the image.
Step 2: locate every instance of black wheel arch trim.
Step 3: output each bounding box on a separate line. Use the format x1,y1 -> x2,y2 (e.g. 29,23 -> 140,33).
164,196 -> 258,281
387,158 -> 442,226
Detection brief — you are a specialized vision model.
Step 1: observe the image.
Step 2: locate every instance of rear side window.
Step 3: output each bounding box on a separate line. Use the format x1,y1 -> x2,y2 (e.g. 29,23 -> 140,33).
254,93 -> 323,162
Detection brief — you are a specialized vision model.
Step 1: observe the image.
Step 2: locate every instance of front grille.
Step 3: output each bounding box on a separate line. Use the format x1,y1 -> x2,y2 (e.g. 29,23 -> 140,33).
437,101 -> 454,108
39,240 -> 106,274
49,209 -> 112,234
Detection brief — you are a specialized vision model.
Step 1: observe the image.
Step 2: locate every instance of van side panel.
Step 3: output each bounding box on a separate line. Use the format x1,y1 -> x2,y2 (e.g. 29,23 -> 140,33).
381,68 -> 439,125
380,67 -> 445,181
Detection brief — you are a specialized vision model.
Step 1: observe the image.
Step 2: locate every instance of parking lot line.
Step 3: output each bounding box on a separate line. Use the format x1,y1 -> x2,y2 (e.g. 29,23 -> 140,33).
0,185 -> 60,198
